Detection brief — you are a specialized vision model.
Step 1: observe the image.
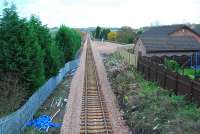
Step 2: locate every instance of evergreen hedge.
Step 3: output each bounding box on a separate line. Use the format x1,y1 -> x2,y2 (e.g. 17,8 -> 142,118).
0,6 -> 81,97
55,25 -> 81,62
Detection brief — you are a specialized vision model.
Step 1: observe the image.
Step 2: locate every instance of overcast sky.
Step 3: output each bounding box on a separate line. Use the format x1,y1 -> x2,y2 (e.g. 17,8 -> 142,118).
0,0 -> 200,28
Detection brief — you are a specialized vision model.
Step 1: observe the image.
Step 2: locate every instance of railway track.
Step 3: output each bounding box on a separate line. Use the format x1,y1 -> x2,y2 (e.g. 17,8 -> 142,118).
80,40 -> 113,134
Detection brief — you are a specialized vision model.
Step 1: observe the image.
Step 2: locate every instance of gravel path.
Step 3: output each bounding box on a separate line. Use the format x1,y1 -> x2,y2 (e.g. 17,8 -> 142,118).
93,41 -> 121,54
94,41 -> 134,54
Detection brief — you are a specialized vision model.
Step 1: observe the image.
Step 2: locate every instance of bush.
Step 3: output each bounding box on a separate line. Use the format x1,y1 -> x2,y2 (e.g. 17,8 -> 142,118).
116,26 -> 137,44
164,59 -> 180,72
107,32 -> 117,41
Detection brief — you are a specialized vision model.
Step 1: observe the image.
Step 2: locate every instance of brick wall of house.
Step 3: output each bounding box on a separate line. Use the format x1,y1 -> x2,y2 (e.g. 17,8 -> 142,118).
170,28 -> 200,42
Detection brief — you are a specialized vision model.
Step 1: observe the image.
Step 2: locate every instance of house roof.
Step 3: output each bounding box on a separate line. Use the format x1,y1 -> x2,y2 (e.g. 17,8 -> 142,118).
190,25 -> 200,35
141,36 -> 200,53
140,24 -> 186,38
138,24 -> 200,53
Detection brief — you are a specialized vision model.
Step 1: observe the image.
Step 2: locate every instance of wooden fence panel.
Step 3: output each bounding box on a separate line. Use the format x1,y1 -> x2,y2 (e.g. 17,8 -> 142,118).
129,53 -> 137,66
137,56 -> 200,106
140,62 -> 145,75
192,81 -> 200,105
129,54 -> 133,65
143,64 -> 150,80
149,64 -> 157,82
177,76 -> 192,100
156,67 -> 166,87
118,48 -> 137,67
165,71 -> 177,92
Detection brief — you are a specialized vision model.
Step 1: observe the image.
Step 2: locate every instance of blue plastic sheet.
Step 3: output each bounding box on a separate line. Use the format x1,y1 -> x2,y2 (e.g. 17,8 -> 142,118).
26,115 -> 62,132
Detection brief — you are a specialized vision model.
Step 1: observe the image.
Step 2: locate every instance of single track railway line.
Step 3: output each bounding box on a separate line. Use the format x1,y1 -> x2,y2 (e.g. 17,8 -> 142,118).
80,40 -> 113,134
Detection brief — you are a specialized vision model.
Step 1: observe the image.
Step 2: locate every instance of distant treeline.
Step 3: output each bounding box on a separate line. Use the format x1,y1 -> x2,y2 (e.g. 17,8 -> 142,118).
92,26 -> 142,44
0,5 -> 82,114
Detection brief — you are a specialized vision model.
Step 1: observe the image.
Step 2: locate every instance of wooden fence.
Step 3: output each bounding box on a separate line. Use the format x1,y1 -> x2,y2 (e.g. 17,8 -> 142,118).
116,48 -> 200,105
137,57 -> 200,105
150,55 -> 189,64
117,47 -> 138,67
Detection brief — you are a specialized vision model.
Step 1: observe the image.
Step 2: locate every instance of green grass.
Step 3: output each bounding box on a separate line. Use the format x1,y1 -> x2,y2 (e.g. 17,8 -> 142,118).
178,68 -> 200,80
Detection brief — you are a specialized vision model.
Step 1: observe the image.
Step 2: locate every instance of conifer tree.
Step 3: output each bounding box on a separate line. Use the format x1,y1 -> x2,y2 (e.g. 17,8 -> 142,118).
0,6 -> 45,93
29,16 -> 64,78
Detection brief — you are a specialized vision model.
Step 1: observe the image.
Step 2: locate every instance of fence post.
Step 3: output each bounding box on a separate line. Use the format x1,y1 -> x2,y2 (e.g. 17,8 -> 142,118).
164,70 -> 167,88
142,62 -> 145,74
148,66 -> 150,81
175,73 -> 178,95
155,64 -> 158,83
190,81 -> 193,102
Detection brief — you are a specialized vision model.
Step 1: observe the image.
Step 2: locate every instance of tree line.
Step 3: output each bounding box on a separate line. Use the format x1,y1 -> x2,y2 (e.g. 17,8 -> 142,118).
93,26 -> 139,44
0,5 -> 82,110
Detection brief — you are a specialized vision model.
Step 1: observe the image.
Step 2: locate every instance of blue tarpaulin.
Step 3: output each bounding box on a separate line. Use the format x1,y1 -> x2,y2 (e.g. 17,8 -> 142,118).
26,115 -> 62,132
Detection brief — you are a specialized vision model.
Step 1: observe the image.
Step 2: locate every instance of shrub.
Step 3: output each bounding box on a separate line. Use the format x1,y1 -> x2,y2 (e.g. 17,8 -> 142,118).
116,26 -> 137,44
164,59 -> 180,72
107,32 -> 117,41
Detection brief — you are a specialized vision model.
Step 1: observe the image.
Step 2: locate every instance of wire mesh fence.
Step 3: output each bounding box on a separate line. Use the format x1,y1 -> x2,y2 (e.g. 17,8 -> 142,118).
0,59 -> 79,134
